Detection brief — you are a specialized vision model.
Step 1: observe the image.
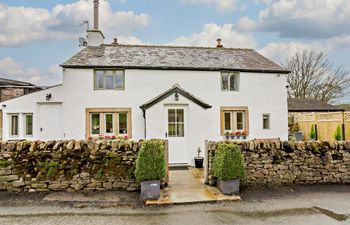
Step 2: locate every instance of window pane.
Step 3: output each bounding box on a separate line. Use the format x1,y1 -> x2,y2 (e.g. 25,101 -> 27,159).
95,71 -> 104,89
168,109 -> 176,123
221,73 -> 229,90
176,109 -> 184,122
119,113 -> 128,135
224,112 -> 231,131
168,124 -> 176,137
11,115 -> 19,136
115,71 -> 124,89
105,114 -> 113,134
105,75 -> 114,90
230,74 -> 237,91
237,112 -> 244,130
263,114 -> 270,129
25,115 -> 33,136
177,123 -> 184,137
91,114 -> 100,135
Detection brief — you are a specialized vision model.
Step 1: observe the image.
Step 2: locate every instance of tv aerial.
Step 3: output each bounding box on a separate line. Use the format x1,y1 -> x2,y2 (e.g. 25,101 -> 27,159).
79,37 -> 88,47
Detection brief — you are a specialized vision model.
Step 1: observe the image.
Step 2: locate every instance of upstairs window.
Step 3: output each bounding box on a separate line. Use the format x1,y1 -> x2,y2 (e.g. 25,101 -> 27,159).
221,72 -> 239,91
94,70 -> 125,90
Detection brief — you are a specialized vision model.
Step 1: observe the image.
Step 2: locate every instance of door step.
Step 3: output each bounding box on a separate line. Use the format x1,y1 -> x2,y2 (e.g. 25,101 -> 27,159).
169,163 -> 189,170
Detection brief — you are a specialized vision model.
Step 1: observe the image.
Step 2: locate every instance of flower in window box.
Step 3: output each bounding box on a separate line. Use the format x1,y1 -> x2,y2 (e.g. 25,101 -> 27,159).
234,131 -> 242,138
124,135 -> 128,139
87,136 -> 93,141
224,131 -> 230,140
111,135 -> 117,139
241,131 -> 248,140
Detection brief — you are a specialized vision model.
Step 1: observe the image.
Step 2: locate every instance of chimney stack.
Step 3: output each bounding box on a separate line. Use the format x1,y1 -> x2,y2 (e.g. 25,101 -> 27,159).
93,0 -> 99,30
87,0 -> 105,46
216,38 -> 223,48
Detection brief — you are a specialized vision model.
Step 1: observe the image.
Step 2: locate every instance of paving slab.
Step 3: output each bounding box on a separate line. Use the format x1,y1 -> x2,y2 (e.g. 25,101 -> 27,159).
146,167 -> 240,205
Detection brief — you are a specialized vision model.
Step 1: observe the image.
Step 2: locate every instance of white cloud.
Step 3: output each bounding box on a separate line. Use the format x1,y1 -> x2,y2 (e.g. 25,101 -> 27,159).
182,0 -> 237,12
258,42 -> 331,64
168,23 -> 256,48
250,0 -> 350,39
0,57 -> 61,86
0,1 -> 150,47
236,17 -> 257,31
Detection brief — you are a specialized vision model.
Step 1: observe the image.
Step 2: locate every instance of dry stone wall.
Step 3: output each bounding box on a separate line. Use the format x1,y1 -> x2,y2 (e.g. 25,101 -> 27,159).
207,141 -> 350,186
0,139 -> 147,193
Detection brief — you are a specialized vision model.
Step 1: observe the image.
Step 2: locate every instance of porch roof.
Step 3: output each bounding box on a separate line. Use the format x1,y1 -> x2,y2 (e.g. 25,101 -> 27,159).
140,84 -> 212,110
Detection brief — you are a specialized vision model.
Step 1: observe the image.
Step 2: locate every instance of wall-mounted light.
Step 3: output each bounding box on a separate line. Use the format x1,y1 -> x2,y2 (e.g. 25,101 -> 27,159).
46,93 -> 52,101
2,104 -> 6,108
174,92 -> 179,101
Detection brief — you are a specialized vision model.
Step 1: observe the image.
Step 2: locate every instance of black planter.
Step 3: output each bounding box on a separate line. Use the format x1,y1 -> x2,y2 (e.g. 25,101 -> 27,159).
194,157 -> 204,168
141,180 -> 160,200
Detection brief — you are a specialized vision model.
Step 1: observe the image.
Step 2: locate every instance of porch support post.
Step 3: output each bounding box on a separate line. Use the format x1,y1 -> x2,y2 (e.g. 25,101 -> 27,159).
204,139 -> 209,184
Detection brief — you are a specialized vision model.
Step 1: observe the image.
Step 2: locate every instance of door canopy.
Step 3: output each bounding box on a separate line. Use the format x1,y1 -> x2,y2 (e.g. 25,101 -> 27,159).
140,84 -> 212,110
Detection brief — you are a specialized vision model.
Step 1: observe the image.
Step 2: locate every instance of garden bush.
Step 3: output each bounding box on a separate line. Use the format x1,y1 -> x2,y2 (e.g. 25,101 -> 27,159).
334,125 -> 342,141
213,143 -> 246,180
135,140 -> 166,182
309,124 -> 316,140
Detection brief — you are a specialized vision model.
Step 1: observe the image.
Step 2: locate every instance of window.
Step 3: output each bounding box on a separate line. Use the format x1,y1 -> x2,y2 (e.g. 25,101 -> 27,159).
9,114 -> 19,137
221,72 -> 239,91
91,113 -> 101,135
223,111 -> 245,132
168,109 -> 184,137
263,114 -> 270,129
86,108 -> 132,138
24,114 -> 33,136
94,70 -> 125,90
105,114 -> 114,134
118,113 -> 128,135
220,107 -> 249,135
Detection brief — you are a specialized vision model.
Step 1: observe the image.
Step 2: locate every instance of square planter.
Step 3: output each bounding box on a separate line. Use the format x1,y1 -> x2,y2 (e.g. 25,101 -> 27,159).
141,180 -> 160,200
217,179 -> 240,195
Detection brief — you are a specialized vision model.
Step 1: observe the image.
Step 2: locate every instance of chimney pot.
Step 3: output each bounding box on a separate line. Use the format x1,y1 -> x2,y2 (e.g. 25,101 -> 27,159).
216,38 -> 223,48
93,0 -> 99,30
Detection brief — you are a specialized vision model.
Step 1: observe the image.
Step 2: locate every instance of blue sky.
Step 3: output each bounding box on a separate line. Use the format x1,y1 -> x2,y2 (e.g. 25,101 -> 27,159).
0,0 -> 349,101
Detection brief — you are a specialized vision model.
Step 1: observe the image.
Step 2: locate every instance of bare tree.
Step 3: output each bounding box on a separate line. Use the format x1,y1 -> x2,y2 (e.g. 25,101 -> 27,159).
285,50 -> 350,103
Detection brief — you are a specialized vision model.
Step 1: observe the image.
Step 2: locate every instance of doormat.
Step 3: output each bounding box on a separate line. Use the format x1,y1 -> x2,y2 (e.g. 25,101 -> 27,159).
169,166 -> 189,171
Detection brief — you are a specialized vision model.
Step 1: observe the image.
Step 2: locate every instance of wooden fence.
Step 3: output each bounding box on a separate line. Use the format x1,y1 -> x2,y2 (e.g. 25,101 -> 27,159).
295,112 -> 350,141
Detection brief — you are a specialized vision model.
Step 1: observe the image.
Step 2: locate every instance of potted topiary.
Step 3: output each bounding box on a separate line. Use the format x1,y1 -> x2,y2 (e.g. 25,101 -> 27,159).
309,124 -> 316,141
213,143 -> 246,194
135,140 -> 166,200
194,147 -> 204,168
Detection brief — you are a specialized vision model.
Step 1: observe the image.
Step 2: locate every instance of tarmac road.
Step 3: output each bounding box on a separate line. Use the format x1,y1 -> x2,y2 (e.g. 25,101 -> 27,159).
0,185 -> 349,225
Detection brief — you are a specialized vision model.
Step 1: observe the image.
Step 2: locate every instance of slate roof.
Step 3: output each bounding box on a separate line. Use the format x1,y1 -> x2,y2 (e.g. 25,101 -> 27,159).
0,78 -> 35,86
61,44 -> 289,73
288,98 -> 343,112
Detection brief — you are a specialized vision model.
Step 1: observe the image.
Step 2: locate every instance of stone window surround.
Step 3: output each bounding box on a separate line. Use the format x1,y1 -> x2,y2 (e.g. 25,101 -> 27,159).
220,106 -> 249,136
85,108 -> 132,138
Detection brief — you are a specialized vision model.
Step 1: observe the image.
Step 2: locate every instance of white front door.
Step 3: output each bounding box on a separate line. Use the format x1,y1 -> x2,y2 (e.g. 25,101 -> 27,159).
38,103 -> 63,140
165,106 -> 188,164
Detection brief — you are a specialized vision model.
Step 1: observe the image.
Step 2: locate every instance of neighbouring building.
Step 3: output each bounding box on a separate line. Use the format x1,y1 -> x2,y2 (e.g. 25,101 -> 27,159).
0,78 -> 44,140
1,1 -> 290,165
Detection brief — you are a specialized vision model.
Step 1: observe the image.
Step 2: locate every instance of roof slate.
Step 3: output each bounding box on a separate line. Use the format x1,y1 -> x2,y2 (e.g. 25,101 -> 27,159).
61,44 -> 289,73
288,98 -> 343,112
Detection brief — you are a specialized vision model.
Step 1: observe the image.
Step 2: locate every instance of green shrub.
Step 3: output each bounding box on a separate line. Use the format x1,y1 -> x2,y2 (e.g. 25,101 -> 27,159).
213,143 -> 246,180
334,125 -> 342,141
135,140 -> 166,182
309,124 -> 316,140
310,142 -> 321,154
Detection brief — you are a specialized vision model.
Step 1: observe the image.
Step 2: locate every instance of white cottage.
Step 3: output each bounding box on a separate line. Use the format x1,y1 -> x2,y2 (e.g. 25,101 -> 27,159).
1,2 -> 289,165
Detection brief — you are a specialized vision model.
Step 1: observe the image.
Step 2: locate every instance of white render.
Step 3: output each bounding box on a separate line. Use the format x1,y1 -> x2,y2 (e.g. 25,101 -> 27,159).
2,68 -> 288,165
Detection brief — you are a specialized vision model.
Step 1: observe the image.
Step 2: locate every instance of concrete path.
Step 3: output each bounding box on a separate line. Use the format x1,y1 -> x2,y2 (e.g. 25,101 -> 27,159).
146,167 -> 240,205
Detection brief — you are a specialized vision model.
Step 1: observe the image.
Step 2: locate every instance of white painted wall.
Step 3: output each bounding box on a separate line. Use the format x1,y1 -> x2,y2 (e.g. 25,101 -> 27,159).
2,68 -> 288,164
